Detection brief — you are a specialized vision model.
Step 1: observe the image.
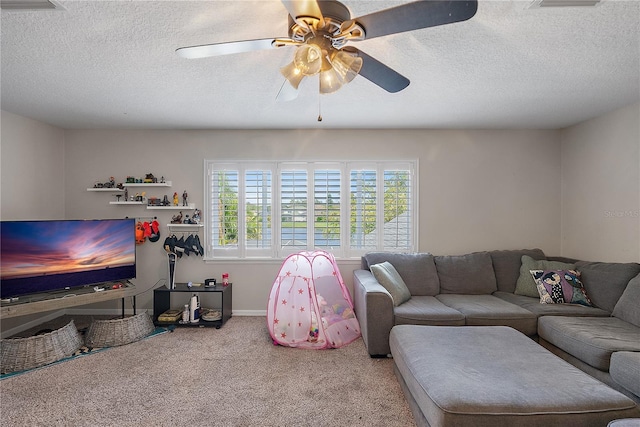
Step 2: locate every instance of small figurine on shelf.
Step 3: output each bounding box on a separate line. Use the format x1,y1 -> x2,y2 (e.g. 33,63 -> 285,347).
183,214 -> 190,224
171,211 -> 183,224
160,176 -> 166,183
162,195 -> 170,206
182,190 -> 188,206
124,188 -> 129,201
93,176 -> 116,188
192,208 -> 202,224
173,192 -> 179,206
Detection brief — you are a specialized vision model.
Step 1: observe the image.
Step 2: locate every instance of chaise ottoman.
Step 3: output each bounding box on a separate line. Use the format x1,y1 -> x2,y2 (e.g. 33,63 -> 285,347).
390,325 -> 640,427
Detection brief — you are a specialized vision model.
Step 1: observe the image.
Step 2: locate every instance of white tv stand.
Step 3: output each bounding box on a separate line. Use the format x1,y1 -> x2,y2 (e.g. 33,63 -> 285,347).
0,281 -> 137,320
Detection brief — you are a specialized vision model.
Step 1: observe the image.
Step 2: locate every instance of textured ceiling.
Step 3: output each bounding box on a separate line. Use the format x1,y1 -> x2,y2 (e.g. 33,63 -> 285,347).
1,0 -> 639,130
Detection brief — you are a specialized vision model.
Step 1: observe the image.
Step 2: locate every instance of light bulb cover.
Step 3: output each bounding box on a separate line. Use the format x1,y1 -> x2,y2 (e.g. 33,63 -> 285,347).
331,50 -> 363,84
319,68 -> 343,94
294,44 -> 323,76
280,61 -> 304,90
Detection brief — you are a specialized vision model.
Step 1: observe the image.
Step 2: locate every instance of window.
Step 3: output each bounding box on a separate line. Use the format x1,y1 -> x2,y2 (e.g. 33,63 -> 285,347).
205,160 -> 416,259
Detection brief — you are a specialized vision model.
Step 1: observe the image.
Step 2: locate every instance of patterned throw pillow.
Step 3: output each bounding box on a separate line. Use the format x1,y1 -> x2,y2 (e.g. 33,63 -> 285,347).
530,269 -> 593,306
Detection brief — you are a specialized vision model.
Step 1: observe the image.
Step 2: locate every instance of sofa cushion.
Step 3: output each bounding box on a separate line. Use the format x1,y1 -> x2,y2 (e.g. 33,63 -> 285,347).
612,273 -> 640,327
370,262 -> 412,307
390,325 -> 640,427
538,316 -> 640,371
436,294 -> 538,335
610,351 -> 640,398
489,248 -> 546,293
493,291 -> 610,317
514,255 -> 575,298
434,252 -> 497,294
394,296 -> 465,326
530,269 -> 593,306
577,261 -> 640,313
363,252 -> 440,296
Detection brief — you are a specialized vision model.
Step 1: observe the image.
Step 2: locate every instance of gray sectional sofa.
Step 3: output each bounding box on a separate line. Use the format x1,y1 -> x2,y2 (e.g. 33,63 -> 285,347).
353,249 -> 640,402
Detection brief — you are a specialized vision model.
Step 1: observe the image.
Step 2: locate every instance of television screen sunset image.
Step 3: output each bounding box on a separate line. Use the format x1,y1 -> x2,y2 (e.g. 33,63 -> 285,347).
1,220 -> 135,280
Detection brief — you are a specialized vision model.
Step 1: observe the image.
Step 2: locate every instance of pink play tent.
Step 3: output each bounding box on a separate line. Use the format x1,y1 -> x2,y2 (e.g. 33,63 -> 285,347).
267,250 -> 361,349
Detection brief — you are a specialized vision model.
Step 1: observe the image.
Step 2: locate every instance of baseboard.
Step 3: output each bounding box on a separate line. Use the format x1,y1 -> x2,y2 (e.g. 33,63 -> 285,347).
233,310 -> 266,317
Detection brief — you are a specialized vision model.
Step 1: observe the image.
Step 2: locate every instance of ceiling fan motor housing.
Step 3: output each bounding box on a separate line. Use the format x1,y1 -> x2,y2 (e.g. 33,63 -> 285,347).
287,0 -> 363,47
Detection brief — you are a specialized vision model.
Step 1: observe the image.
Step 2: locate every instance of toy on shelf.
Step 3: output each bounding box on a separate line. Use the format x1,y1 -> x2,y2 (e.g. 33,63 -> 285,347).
192,209 -> 202,223
171,211 -> 183,224
93,176 -> 118,189
144,173 -> 158,183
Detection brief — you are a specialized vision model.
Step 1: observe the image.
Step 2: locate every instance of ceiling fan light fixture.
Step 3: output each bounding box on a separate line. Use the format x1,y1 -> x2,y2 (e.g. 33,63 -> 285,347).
280,61 -> 305,89
331,50 -> 363,84
319,68 -> 343,94
294,44 -> 323,76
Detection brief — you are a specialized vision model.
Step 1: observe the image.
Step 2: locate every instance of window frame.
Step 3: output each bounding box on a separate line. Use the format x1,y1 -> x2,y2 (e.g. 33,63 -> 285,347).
204,159 -> 417,260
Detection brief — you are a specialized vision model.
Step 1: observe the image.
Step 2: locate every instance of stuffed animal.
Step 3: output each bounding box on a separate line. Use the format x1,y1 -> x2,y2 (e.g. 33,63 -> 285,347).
309,311 -> 319,343
309,295 -> 328,342
135,222 -> 145,245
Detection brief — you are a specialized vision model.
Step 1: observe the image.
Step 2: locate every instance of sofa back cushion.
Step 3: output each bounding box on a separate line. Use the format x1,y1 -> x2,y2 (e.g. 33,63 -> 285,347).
576,261 -> 640,312
362,252 -> 440,296
514,256 -> 575,298
434,252 -> 497,294
489,249 -> 546,293
612,273 -> 640,327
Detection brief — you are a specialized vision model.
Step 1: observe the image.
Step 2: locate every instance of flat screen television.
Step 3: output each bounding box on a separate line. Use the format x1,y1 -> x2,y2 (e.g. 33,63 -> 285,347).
1,218 -> 136,298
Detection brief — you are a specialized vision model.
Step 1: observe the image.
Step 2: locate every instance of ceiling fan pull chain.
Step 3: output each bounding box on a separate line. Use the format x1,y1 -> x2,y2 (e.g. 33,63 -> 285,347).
317,77 -> 323,122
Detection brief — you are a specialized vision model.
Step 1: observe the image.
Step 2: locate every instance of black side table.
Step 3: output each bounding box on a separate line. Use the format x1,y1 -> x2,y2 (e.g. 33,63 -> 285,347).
153,282 -> 232,329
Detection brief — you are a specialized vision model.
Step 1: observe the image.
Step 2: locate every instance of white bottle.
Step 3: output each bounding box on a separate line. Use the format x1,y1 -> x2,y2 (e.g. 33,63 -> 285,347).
190,294 -> 200,323
182,304 -> 189,323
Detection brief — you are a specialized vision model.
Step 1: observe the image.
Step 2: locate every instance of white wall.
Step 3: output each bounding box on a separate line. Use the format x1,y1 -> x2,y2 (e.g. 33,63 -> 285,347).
4,105 -> 637,323
1,110 -> 67,334
62,128 -> 561,313
560,102 -> 640,262
1,110 -> 66,220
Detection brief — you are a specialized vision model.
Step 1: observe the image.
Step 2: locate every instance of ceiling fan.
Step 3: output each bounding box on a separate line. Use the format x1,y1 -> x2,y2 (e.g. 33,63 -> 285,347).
176,0 -> 478,101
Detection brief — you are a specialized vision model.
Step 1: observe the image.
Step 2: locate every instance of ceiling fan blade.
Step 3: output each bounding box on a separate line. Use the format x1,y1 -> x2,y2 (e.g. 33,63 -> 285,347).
352,0 -> 478,40
343,47 -> 409,93
176,38 -> 284,59
281,0 -> 324,27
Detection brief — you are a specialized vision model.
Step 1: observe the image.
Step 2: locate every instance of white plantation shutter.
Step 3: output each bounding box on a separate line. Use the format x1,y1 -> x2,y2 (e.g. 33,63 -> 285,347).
350,169 -> 377,251
280,168 -> 308,251
313,169 -> 341,249
205,160 -> 416,259
382,169 -> 412,250
245,169 -> 272,255
207,165 -> 239,256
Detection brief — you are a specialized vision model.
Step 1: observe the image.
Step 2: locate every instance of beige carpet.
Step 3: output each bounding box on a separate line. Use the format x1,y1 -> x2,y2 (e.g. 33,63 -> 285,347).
1,316 -> 415,427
